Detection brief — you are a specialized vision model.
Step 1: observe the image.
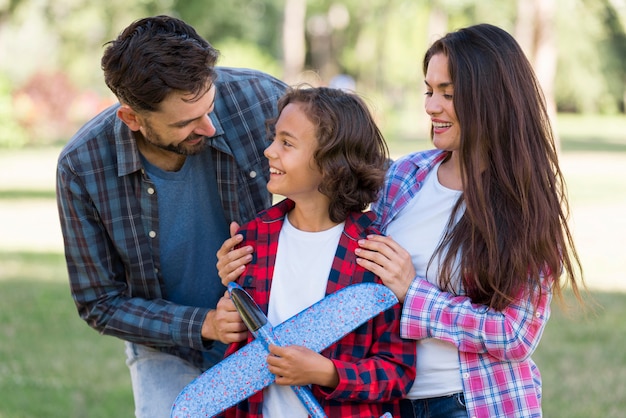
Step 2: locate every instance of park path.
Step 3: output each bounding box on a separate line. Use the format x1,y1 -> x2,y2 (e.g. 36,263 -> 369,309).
1,147 -> 624,293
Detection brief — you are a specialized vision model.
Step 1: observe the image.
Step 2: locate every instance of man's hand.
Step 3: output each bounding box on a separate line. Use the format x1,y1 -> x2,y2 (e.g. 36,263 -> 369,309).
216,221 -> 254,286
202,291 -> 248,344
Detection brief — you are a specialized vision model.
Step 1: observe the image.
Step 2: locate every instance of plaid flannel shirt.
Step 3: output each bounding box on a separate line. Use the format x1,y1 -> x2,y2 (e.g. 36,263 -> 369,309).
221,199 -> 416,418
56,67 -> 286,367
371,149 -> 551,418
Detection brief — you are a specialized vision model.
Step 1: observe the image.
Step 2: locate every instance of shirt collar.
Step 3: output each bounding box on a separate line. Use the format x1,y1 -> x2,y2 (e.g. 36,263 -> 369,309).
256,198 -> 376,240
113,101 -> 232,178
114,113 -> 143,177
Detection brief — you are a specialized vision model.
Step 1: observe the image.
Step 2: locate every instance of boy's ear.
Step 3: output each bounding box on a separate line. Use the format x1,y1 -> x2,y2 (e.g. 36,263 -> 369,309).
117,105 -> 142,131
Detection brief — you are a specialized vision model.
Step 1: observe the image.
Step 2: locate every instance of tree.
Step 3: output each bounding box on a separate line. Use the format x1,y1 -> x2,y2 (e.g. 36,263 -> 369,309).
282,0 -> 307,83
514,0 -> 559,147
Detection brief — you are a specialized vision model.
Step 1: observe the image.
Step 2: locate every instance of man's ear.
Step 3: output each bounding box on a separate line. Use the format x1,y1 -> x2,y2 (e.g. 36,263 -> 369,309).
117,105 -> 142,131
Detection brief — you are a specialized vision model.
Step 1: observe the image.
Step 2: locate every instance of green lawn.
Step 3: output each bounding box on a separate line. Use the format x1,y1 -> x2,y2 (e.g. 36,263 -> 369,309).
0,252 -> 134,417
537,291 -> 626,417
1,252 -> 625,417
1,113 -> 625,417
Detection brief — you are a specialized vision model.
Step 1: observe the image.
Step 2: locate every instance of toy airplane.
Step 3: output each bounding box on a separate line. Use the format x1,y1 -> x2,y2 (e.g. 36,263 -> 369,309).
171,282 -> 399,418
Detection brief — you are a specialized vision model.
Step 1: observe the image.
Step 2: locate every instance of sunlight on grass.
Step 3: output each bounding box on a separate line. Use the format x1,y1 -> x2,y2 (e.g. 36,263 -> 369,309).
557,114 -> 626,152
0,251 -> 67,282
0,252 -> 134,418
535,291 -> 626,417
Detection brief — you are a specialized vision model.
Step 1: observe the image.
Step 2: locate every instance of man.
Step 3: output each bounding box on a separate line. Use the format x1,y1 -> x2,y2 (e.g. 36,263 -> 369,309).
56,15 -> 286,417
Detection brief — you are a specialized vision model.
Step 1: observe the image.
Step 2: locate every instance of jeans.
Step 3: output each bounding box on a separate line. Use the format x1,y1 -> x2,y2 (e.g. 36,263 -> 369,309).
400,393 -> 467,418
125,342 -> 204,418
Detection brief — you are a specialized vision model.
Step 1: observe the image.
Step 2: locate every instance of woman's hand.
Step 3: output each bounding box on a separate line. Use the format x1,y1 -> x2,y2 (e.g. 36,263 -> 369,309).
355,235 -> 415,303
216,222 -> 253,286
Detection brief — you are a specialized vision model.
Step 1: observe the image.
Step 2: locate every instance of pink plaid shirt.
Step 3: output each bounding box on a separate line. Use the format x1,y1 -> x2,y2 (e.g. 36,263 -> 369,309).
372,149 -> 550,418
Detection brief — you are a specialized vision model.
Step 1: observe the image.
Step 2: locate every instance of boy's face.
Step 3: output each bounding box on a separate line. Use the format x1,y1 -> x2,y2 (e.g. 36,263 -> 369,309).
264,102 -> 324,202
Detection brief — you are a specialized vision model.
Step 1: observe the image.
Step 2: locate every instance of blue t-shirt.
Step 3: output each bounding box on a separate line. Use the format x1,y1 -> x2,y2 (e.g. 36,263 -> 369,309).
141,148 -> 229,366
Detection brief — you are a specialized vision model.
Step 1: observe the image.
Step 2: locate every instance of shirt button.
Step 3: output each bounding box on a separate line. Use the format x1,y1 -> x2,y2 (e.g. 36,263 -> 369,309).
463,373 -> 470,379
147,187 -> 155,195
249,170 -> 257,178
149,231 -> 157,238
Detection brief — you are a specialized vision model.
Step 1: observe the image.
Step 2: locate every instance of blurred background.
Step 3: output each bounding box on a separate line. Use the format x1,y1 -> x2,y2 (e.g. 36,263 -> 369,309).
0,0 -> 625,148
1,0 -> 625,417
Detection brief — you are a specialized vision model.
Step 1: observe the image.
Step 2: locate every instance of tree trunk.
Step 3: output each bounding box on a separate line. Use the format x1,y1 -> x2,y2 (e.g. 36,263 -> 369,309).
282,0 -> 307,84
515,0 -> 560,149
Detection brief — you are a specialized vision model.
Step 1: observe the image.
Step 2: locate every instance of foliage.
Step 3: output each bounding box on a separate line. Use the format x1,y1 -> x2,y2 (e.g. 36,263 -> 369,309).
556,0 -> 626,113
213,38 -> 283,79
0,0 -> 625,148
173,0 -> 285,58
0,75 -> 28,148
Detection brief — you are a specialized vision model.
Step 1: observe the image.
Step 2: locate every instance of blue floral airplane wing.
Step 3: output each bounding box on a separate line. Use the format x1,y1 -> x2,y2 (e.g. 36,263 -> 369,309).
171,283 -> 398,418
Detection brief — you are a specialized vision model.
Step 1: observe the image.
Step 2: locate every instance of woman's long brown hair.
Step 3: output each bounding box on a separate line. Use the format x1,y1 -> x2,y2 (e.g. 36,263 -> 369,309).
424,24 -> 583,310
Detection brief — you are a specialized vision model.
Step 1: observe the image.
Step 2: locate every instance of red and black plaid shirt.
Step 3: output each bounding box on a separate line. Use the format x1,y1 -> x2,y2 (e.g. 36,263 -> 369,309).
221,199 -> 416,418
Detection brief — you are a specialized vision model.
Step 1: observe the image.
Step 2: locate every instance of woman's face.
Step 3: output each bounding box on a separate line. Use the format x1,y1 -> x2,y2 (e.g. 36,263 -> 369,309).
424,53 -> 460,153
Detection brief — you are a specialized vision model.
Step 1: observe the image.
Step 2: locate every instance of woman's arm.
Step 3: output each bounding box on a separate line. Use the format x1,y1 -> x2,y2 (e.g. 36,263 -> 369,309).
401,277 -> 551,362
356,234 -> 551,362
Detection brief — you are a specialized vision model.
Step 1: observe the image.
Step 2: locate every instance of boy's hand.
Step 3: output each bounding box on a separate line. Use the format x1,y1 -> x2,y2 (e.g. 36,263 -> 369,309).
267,344 -> 339,389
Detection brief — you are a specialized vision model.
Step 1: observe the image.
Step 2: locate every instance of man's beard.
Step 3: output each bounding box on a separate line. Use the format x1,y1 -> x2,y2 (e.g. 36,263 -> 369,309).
142,125 -> 209,156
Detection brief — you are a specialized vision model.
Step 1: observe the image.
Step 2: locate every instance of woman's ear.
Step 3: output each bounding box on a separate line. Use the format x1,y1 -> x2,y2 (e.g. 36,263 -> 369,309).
116,105 -> 142,131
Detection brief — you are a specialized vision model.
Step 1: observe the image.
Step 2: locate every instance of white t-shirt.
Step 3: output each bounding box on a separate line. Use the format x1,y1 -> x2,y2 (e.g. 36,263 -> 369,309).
386,162 -> 464,399
262,215 -> 344,418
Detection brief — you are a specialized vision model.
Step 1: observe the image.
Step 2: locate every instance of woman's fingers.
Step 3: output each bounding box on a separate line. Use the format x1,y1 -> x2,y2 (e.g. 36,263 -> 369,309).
356,235 -> 415,303
216,231 -> 254,285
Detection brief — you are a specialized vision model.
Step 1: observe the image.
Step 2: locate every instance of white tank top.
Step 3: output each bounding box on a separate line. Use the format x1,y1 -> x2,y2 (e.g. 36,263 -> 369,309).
386,162 -> 464,399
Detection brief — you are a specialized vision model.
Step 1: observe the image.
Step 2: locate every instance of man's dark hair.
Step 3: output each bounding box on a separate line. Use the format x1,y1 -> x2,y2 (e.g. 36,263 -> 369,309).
101,15 -> 220,112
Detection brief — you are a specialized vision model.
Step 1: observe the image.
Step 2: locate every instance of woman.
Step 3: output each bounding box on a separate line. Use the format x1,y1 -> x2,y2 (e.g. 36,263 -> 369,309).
355,24 -> 584,418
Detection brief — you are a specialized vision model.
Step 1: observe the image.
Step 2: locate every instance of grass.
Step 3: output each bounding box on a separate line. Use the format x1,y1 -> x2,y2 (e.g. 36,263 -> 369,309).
0,252 -> 134,418
0,113 -> 625,417
537,292 -> 626,417
1,251 -> 625,417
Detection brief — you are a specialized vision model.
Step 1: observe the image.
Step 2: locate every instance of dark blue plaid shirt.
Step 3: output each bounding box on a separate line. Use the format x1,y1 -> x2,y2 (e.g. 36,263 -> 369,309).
56,67 -> 286,367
